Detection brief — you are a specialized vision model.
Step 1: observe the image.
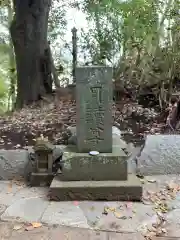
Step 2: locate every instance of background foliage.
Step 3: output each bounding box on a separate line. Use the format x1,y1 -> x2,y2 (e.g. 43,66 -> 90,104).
0,0 -> 179,111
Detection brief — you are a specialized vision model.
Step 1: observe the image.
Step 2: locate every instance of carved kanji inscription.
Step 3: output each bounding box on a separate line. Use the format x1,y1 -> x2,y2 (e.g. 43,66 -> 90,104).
76,66 -> 113,153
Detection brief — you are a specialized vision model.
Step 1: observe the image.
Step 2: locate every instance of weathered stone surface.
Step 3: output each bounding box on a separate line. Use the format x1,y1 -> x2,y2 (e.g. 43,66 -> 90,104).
42,202 -> 89,228
0,222 -> 151,240
127,145 -> 140,174
13,186 -> 48,202
0,142 -> 138,182
59,144 -> 128,181
1,197 -> 49,222
168,192 -> 180,209
67,126 -> 121,145
0,146 -> 65,181
79,202 -> 105,227
49,174 -> 142,201
30,172 -> 54,186
80,201 -> 155,233
0,192 -> 17,206
26,145 -> 65,158
0,150 -> 29,180
112,126 -> 121,137
0,182 -> 48,206
112,134 -> 128,150
0,204 -> 7,215
108,232 -> 144,240
1,176 -> 180,235
0,222 -> 13,239
76,66 -> 113,153
138,135 -> 180,175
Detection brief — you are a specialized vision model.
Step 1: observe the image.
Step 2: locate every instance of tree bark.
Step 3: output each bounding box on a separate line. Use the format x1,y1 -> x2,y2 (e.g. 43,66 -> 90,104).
10,0 -> 52,108
8,2 -> 16,110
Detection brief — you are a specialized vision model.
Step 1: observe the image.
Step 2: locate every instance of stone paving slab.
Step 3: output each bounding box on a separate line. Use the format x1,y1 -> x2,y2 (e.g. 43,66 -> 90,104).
13,186 -> 48,199
0,183 -> 48,206
0,221 -> 174,239
42,201 -> 89,228
0,175 -> 180,238
1,197 -> 49,222
108,232 -> 145,240
0,150 -> 29,180
96,203 -> 156,233
0,192 -> 16,206
79,201 -> 105,227
0,221 -> 147,240
0,181 -> 25,206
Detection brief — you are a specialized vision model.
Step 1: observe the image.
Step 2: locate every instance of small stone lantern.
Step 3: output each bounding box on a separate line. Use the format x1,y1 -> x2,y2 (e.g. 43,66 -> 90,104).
30,135 -> 55,186
34,135 -> 54,173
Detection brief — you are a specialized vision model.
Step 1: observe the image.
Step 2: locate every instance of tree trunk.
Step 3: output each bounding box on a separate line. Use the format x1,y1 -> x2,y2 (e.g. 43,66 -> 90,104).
8,1 -> 16,110
10,0 -> 52,108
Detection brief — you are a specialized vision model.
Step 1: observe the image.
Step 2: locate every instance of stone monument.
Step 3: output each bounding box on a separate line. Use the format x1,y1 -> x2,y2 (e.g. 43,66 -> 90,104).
50,66 -> 142,201
76,66 -> 112,153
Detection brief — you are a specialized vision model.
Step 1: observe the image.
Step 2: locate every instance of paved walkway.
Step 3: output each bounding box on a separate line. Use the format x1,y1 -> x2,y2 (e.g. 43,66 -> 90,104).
0,175 -> 180,239
0,221 -> 146,239
0,221 -> 177,240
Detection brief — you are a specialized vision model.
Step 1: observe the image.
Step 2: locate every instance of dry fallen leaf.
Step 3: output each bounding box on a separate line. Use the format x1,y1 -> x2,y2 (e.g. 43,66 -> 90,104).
102,207 -> 109,215
31,222 -> 42,228
113,211 -> 121,219
143,201 -> 152,205
13,224 -> 23,231
140,179 -> 145,184
147,179 -> 156,183
166,181 -> 180,193
108,207 -> 116,212
161,228 -> 167,234
154,202 -> 169,213
144,231 -> 156,240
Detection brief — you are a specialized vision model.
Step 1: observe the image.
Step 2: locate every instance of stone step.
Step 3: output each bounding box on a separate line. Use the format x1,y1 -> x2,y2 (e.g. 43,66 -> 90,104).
49,174 -> 142,201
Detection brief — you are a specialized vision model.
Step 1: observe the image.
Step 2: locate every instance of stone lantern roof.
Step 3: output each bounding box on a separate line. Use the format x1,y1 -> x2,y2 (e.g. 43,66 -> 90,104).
34,135 -> 54,152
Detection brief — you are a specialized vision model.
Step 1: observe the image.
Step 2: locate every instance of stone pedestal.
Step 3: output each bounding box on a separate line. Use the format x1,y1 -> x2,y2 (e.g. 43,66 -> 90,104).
50,138 -> 143,201
58,144 -> 128,181
50,175 -> 142,201
30,172 -> 54,187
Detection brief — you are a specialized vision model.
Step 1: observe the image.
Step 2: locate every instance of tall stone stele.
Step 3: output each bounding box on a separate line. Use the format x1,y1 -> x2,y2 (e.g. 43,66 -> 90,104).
50,66 -> 142,201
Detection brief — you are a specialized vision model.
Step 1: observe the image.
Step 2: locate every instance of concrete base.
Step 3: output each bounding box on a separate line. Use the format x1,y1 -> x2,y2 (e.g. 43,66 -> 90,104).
59,144 -> 129,181
49,174 -> 142,201
30,172 -> 54,186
